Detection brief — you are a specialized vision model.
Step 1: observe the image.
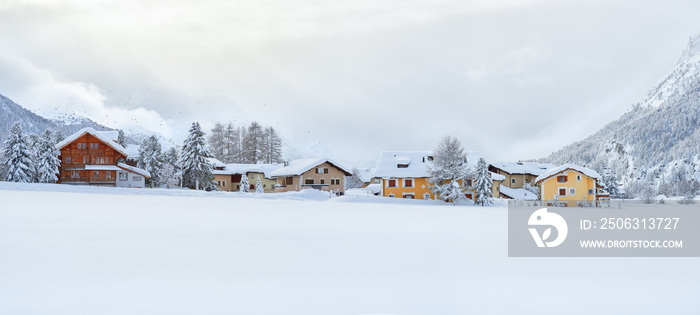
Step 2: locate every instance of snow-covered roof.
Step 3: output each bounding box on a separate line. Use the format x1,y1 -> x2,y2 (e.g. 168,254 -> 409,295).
373,151 -> 433,178
84,165 -> 122,171
490,161 -> 555,176
500,186 -> 538,200
117,163 -> 151,178
207,158 -> 227,169
490,172 -> 506,181
56,127 -> 127,157
355,168 -> 376,183
214,163 -> 285,178
535,163 -> 602,184
269,158 -> 352,177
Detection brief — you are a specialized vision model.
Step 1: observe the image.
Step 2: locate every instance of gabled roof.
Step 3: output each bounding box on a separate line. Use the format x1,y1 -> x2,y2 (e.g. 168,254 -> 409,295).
56,127 -> 127,157
117,162 -> 151,178
269,158 -> 352,177
535,163 -> 602,184
500,186 -> 538,200
490,161 -> 555,176
373,151 -> 433,178
355,167 -> 376,183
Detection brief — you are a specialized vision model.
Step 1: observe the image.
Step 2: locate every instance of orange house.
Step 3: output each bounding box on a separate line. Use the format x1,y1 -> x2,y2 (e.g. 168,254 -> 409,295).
373,151 -> 437,200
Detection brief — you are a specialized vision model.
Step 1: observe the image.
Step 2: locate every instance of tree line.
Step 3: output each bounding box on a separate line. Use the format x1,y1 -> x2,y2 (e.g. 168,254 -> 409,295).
207,121 -> 282,164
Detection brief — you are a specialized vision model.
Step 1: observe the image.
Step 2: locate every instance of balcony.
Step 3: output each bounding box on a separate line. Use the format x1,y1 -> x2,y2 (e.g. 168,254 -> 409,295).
61,177 -> 116,185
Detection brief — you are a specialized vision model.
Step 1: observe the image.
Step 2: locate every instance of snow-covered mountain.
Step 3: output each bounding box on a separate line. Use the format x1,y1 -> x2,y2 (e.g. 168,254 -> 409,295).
543,34 -> 700,195
0,93 -> 113,141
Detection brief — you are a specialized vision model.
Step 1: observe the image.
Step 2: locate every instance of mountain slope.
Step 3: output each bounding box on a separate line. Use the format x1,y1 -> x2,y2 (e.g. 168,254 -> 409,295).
543,34 -> 700,195
0,93 -> 114,142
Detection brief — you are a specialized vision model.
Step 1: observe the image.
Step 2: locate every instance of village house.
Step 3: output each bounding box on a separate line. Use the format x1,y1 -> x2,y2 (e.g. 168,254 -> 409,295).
56,127 -> 151,188
489,161 -> 554,189
209,158 -> 282,192
373,151 -> 503,200
535,163 -> 607,207
269,158 -> 352,195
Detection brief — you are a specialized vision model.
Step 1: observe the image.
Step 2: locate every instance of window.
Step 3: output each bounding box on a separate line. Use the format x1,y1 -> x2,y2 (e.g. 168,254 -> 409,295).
316,167 -> 329,174
106,171 -> 112,179
95,143 -> 98,149
404,179 -> 413,188
89,143 -> 94,149
217,181 -> 221,186
324,168 -> 329,174
133,175 -> 142,181
423,193 -> 431,200
397,164 -> 409,168
93,171 -> 99,178
465,193 -> 473,200
119,172 -> 128,181
77,143 -> 85,149
83,156 -> 87,164
320,178 -> 325,185
388,194 -> 395,198
305,178 -> 314,185
511,178 -> 516,184
387,179 -> 397,187
71,171 -> 80,178
557,176 -> 567,183
588,189 -> 594,194
330,178 -> 340,185
66,156 -> 72,163
427,155 -> 434,161
569,188 -> 576,196
577,175 -> 582,181
223,181 -> 226,187
286,177 -> 294,185
403,194 -> 414,199
558,188 -> 567,196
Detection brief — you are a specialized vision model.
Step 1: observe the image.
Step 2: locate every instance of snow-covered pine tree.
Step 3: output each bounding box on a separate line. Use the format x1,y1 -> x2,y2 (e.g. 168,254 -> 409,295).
255,175 -> 264,193
117,129 -> 128,148
179,122 -> 216,190
428,136 -> 468,203
242,122 -> 264,163
53,130 -> 65,144
240,173 -> 250,192
2,122 -> 35,183
602,173 -> 620,198
208,122 -> 227,162
163,147 -> 180,173
27,132 -> 41,182
37,129 -> 60,183
261,126 -> 282,164
158,163 -> 181,189
473,158 -> 493,206
137,135 -> 163,188
223,123 -> 238,163
345,167 -> 365,189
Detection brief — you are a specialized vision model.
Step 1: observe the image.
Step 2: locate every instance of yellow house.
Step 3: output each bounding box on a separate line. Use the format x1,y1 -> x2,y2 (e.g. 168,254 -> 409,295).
209,158 -> 283,192
535,164 -> 602,207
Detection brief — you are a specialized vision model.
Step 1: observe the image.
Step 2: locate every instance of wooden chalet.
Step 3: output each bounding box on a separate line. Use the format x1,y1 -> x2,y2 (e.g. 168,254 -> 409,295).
56,128 -> 151,188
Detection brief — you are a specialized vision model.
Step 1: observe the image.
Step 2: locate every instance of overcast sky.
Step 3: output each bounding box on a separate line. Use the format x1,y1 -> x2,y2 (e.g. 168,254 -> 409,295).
1,0 -> 700,166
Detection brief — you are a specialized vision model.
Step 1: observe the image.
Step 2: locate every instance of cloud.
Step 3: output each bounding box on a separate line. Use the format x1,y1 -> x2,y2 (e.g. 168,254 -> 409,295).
0,53 -> 171,137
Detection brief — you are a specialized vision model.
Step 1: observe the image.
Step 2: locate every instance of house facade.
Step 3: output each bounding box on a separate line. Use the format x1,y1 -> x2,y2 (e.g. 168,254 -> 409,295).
489,161 -> 554,189
210,158 -> 282,192
374,151 -> 504,201
269,158 -> 352,195
56,128 -> 150,187
535,163 -> 602,207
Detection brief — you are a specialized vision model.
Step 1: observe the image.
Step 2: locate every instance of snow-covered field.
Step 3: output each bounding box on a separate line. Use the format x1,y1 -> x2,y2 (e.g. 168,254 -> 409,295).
1,183 -> 697,314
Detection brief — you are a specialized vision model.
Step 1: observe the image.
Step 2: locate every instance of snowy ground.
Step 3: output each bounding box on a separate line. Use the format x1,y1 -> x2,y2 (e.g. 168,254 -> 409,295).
0,183 -> 698,314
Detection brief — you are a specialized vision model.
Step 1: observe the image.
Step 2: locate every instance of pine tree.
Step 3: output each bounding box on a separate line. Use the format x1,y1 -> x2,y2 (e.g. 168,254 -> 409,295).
179,122 -> 216,190
255,175 -> 264,193
473,158 -> 493,206
261,126 -> 282,164
158,163 -> 181,189
602,173 -> 620,198
137,135 -> 164,188
243,122 -> 264,163
2,122 -> 34,183
223,123 -> 238,163
53,130 -> 65,144
428,136 -> 468,203
117,129 -> 128,148
163,147 -> 180,170
345,167 -> 365,189
240,173 -> 250,192
26,133 -> 41,183
208,122 -> 226,162
37,129 -> 60,183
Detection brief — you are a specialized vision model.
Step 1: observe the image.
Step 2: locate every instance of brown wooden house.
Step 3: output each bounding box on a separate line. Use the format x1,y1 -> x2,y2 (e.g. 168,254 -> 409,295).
56,128 -> 150,187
